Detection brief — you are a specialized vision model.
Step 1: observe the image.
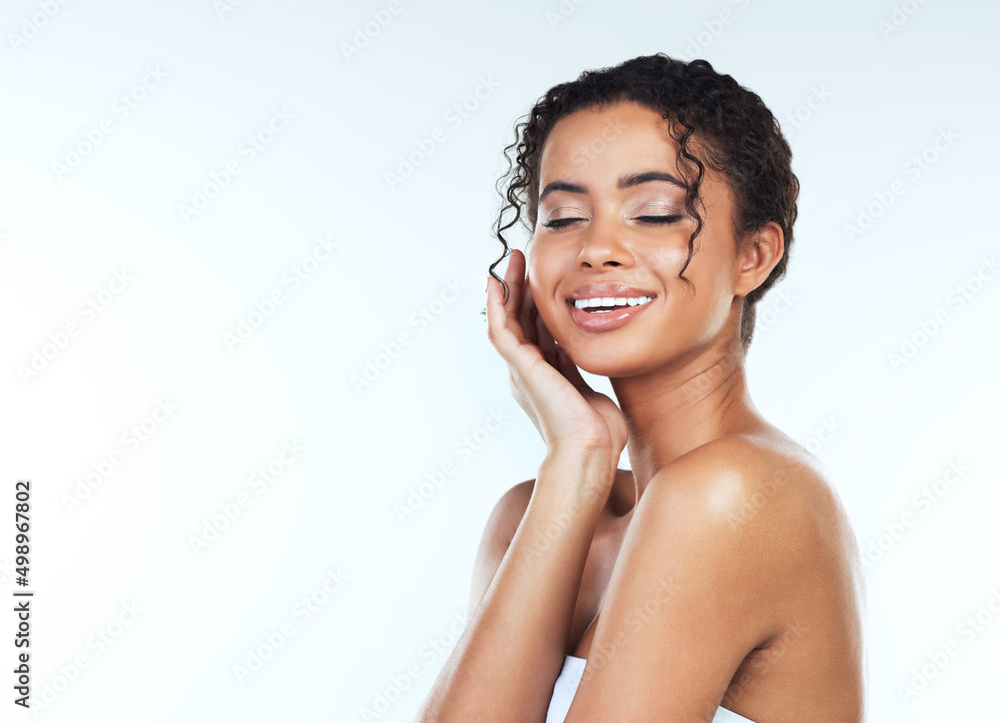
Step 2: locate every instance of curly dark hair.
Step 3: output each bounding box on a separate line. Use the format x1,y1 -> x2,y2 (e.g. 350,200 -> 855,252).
488,53 -> 799,353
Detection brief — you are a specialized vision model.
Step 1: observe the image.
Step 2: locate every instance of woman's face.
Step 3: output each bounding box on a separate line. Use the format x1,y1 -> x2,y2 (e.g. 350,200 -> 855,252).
527,101 -> 752,378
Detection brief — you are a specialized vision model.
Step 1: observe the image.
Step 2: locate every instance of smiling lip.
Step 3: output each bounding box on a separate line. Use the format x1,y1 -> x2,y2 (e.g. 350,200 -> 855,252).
566,282 -> 659,301
564,283 -> 659,332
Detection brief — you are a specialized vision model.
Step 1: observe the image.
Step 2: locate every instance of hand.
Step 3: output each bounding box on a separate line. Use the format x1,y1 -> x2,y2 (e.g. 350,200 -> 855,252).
485,249 -> 628,460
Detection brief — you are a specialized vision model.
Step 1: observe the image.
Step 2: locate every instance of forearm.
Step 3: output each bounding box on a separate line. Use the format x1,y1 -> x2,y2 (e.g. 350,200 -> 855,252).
418,448 -> 618,722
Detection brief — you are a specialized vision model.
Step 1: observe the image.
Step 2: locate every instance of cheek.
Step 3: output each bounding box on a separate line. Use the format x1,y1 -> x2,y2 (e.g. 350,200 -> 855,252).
649,237 -> 732,315
674,257 -> 738,339
527,252 -> 563,312
527,277 -> 581,348
530,281 -> 563,333
527,239 -> 560,269
643,242 -> 693,296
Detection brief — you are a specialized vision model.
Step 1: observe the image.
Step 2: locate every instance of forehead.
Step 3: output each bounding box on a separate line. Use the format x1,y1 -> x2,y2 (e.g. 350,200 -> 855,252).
537,100 -> 733,212
539,101 -> 680,181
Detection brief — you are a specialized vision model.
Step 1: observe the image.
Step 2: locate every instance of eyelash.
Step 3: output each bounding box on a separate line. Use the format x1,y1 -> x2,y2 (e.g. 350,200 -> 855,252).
542,215 -> 683,229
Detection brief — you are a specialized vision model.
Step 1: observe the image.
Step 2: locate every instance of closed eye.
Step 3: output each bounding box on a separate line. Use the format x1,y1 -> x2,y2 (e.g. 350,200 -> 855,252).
542,217 -> 585,229
542,215 -> 683,229
636,215 -> 683,225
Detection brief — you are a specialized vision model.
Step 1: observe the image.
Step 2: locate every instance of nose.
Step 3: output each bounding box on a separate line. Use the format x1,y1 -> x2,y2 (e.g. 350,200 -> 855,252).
575,213 -> 634,269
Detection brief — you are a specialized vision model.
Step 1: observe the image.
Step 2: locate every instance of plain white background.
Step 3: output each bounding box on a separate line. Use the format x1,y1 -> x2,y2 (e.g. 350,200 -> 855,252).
0,0 -> 997,721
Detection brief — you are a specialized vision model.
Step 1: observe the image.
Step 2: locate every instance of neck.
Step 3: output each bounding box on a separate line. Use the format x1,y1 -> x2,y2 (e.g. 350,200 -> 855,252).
608,337 -> 768,513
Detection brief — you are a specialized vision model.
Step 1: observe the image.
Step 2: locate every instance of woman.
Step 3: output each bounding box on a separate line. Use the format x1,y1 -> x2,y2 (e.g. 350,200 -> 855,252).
419,54 -> 866,722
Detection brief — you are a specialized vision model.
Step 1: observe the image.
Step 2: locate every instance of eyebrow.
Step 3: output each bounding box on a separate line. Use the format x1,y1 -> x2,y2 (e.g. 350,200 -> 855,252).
538,171 -> 687,203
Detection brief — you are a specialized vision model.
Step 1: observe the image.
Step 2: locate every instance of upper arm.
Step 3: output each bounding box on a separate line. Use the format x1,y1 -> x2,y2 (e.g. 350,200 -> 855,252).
467,479 -> 534,620
565,439 -> 810,721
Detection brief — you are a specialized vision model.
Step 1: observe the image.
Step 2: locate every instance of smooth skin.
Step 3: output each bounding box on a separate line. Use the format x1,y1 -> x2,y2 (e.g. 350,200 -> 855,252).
419,101 -> 866,722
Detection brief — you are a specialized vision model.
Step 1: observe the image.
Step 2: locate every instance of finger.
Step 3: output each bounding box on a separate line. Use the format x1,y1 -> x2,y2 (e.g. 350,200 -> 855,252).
504,251 -> 537,348
502,249 -> 526,327
502,249 -> 525,317
485,273 -> 531,362
554,344 -> 592,394
535,308 -> 558,365
485,274 -> 512,343
519,270 -> 539,348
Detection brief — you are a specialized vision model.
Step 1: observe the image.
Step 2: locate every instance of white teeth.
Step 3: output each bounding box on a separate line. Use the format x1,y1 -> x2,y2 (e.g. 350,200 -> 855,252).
573,296 -> 654,310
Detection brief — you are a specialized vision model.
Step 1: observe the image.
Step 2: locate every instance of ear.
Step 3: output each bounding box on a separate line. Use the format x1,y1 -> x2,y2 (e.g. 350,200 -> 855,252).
734,221 -> 784,298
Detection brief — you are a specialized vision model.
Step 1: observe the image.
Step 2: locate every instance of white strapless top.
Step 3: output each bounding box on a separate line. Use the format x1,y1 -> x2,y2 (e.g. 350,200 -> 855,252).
546,654 -> 757,722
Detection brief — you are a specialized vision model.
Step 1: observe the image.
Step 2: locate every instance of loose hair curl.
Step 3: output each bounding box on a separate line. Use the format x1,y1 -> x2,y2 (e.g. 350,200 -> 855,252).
489,53 -> 799,352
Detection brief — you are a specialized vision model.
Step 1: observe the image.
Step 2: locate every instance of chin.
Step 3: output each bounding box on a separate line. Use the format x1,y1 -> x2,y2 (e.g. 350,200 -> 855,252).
563,340 -> 662,379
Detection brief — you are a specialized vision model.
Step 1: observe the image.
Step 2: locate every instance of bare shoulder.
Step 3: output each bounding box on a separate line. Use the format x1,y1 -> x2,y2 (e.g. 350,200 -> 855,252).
643,432 -> 863,582
491,477 -> 536,539
620,432 -> 865,663
661,432 -> 851,525
466,469 -> 633,619
484,466 -> 635,539
466,480 -> 530,619
650,434 -> 867,717
574,435 -> 865,718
